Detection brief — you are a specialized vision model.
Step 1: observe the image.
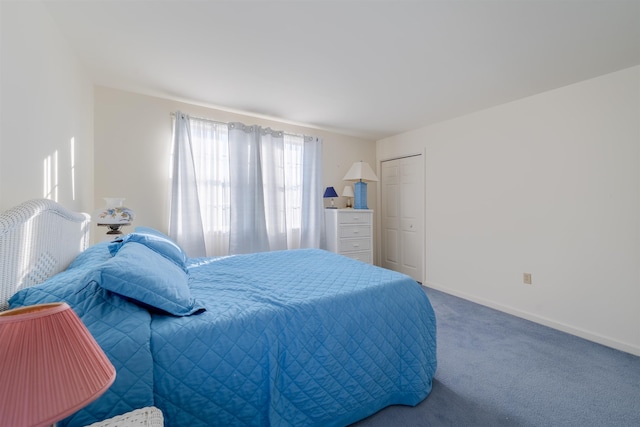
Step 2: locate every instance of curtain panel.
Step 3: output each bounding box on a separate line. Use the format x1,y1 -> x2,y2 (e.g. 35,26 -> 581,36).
169,112 -> 207,257
228,123 -> 281,254
300,135 -> 325,249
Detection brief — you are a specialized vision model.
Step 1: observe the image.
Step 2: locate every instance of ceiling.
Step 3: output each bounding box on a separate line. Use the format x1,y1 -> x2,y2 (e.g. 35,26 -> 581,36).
43,0 -> 640,140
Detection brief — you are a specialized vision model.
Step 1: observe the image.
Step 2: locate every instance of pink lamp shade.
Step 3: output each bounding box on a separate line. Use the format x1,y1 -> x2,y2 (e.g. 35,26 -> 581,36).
0,303 -> 116,427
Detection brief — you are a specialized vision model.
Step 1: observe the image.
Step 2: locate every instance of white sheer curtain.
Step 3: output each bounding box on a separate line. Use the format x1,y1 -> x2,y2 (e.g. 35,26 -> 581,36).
227,123 -> 273,254
300,136 -> 325,249
188,118 -> 231,256
170,114 -> 323,256
169,112 -> 207,257
284,134 -> 303,248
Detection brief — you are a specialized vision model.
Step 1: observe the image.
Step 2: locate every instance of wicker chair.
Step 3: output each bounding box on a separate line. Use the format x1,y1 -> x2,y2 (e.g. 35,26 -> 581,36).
84,407 -> 164,427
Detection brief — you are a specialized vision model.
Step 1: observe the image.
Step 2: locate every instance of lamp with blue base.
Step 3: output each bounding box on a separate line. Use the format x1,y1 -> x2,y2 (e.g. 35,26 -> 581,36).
343,161 -> 378,209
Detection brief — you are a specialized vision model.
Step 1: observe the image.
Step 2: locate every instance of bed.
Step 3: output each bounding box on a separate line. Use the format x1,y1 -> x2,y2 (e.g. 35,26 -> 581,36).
0,199 -> 437,427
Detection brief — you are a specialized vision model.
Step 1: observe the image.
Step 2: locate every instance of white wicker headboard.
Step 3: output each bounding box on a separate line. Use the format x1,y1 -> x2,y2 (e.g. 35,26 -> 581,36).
0,199 -> 90,311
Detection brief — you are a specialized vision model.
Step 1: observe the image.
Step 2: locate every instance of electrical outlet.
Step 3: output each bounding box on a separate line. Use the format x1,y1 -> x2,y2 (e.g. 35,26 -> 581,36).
523,273 -> 532,285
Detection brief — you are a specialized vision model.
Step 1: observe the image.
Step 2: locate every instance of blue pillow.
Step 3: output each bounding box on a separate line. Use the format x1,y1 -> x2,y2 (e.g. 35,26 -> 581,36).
108,227 -> 187,271
89,242 -> 205,316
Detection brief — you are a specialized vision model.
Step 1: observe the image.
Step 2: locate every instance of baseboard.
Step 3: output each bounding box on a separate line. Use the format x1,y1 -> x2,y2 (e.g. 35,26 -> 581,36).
424,281 -> 640,357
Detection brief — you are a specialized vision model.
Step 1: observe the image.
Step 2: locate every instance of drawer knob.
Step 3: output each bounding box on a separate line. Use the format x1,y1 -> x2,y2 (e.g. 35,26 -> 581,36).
353,243 -> 360,248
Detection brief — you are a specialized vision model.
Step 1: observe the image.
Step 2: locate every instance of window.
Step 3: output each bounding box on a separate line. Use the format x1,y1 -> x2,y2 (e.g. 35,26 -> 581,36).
182,117 -> 306,255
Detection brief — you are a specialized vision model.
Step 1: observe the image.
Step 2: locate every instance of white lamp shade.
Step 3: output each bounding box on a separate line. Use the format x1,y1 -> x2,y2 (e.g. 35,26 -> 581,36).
95,198 -> 135,225
342,186 -> 355,197
343,161 -> 379,182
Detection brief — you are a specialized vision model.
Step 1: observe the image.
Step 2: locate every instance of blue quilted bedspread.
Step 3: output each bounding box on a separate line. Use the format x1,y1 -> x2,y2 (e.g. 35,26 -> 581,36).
11,246 -> 437,427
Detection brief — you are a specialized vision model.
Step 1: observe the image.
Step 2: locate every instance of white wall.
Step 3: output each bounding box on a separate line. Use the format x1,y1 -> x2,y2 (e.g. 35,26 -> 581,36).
0,1 -> 94,213
94,87 -> 376,242
377,66 -> 640,355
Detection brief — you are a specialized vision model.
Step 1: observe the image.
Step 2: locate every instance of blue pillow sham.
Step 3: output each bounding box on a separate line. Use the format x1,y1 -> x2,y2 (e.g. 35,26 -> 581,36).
88,242 -> 205,316
108,227 -> 187,271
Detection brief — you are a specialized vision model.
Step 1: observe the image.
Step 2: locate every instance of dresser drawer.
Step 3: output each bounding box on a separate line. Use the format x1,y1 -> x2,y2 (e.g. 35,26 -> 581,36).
339,237 -> 371,253
339,225 -> 371,238
342,251 -> 372,263
338,211 -> 372,225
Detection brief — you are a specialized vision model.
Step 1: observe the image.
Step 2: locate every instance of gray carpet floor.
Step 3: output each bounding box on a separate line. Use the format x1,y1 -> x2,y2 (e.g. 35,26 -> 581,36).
353,287 -> 640,426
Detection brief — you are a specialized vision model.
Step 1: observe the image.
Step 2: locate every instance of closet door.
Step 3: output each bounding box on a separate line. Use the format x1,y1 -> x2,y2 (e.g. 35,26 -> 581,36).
381,155 -> 424,282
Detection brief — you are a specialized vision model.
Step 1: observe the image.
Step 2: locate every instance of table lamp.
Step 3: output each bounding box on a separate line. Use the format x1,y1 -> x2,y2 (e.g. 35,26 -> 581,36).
0,302 -> 116,427
323,186 -> 339,209
343,161 -> 378,209
95,197 -> 135,235
342,185 -> 354,208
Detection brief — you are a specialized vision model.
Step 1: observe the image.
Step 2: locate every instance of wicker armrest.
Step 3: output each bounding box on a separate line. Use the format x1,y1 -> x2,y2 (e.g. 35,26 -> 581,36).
84,406 -> 164,427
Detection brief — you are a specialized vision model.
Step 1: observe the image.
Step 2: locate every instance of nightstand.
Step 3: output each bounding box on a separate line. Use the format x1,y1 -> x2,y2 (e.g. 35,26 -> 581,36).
325,209 -> 373,263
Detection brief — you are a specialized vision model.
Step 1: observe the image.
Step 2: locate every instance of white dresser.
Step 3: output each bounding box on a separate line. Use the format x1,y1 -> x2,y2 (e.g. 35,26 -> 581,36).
325,209 -> 373,264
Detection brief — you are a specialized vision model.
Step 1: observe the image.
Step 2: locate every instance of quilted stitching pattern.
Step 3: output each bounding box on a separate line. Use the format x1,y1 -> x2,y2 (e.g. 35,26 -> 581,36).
152,249 -> 437,426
